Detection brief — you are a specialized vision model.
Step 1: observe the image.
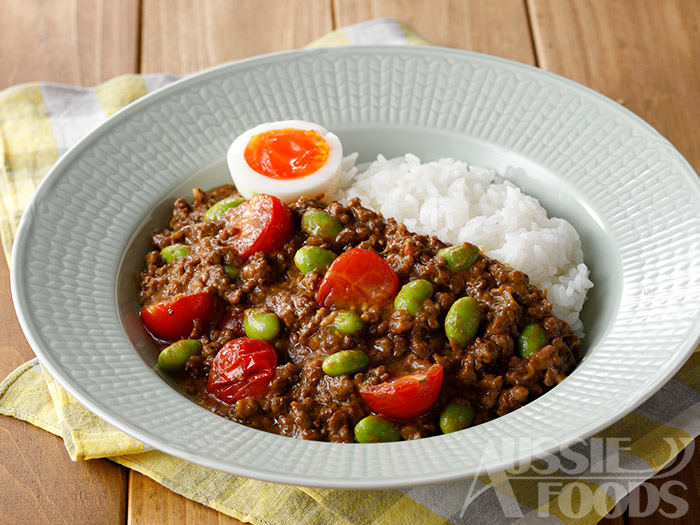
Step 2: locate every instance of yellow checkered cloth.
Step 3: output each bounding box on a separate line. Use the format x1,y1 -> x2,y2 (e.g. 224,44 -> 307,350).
1,18 -> 699,525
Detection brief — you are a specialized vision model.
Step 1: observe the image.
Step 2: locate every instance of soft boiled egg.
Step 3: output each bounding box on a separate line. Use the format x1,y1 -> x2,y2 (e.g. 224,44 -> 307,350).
227,120 -> 343,204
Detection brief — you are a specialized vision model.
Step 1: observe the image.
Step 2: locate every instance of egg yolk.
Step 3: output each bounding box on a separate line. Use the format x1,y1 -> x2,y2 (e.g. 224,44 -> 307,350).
244,128 -> 330,180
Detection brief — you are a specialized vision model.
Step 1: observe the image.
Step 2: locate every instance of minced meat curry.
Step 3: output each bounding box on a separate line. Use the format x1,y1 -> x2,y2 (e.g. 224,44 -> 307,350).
139,185 -> 579,443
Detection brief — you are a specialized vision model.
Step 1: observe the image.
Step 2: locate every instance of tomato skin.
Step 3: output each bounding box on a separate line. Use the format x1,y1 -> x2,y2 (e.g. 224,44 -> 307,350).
218,307 -> 245,337
359,363 -> 444,420
141,292 -> 216,342
207,337 -> 277,404
316,248 -> 399,309
224,193 -> 293,259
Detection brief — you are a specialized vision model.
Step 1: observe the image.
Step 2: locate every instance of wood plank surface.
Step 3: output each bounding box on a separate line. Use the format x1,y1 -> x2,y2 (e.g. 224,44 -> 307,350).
0,0 -> 138,522
0,0 -> 140,90
0,417 -> 127,525
0,246 -> 129,525
528,0 -> 700,170
128,472 -> 244,525
529,0 -> 700,522
333,0 -> 536,64
140,0 -> 333,74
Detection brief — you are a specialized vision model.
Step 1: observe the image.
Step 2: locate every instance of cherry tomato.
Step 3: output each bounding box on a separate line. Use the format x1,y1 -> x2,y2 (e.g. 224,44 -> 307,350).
141,292 -> 215,342
224,193 -> 292,259
207,337 -> 277,404
316,248 -> 399,309
359,363 -> 444,420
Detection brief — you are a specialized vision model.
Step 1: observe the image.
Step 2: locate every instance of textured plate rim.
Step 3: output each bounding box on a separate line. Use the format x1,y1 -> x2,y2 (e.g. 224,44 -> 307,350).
10,45 -> 700,488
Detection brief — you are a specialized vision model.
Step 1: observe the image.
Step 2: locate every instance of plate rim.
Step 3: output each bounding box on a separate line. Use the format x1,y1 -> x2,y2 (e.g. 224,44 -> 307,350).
10,45 -> 700,488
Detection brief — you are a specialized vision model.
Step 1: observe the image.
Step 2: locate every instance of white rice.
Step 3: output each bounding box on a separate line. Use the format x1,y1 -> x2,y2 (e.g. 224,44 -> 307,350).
334,153 -> 593,335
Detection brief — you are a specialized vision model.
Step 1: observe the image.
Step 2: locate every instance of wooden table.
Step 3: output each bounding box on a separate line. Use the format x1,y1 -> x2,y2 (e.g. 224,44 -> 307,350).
2,1 -> 699,523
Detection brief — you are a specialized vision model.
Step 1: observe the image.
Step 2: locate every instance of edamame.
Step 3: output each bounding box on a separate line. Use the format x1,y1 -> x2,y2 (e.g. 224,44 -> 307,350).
322,350 -> 370,376
244,308 -> 281,341
394,279 -> 433,316
203,196 -> 246,221
437,242 -> 480,271
354,415 -> 400,443
294,246 -> 336,274
445,296 -> 481,348
157,339 -> 202,372
161,244 -> 189,264
516,323 -> 547,357
301,209 -> 343,240
439,402 -> 475,434
332,310 -> 365,336
223,264 -> 239,280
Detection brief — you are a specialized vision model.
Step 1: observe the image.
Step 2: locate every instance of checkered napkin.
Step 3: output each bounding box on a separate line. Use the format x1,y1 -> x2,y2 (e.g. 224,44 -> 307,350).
1,18 -> 699,525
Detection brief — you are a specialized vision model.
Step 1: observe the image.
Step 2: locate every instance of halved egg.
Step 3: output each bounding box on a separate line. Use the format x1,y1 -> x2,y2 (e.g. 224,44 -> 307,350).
227,120 -> 343,204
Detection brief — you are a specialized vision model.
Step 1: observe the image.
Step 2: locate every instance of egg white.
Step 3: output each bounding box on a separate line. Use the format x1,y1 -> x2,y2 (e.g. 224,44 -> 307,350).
227,120 -> 343,204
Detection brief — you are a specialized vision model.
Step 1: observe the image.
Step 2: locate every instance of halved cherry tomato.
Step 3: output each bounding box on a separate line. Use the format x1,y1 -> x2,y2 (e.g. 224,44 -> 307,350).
141,292 -> 216,342
316,248 -> 399,309
207,337 -> 277,404
359,363 -> 444,420
224,193 -> 292,259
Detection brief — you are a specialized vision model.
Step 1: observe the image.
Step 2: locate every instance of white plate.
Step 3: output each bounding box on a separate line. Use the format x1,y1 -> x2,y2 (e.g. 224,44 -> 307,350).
11,46 -> 700,488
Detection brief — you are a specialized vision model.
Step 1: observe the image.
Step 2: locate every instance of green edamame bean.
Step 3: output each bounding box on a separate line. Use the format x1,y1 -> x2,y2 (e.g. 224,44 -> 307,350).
354,415 -> 400,443
394,279 -> 433,316
161,244 -> 189,264
301,209 -> 343,240
294,246 -> 336,274
444,296 -> 482,348
332,310 -> 365,336
203,196 -> 246,221
223,264 -> 239,280
516,323 -> 548,357
244,308 -> 281,341
437,242 -> 481,271
439,402 -> 475,434
322,350 -> 370,376
157,339 -> 202,372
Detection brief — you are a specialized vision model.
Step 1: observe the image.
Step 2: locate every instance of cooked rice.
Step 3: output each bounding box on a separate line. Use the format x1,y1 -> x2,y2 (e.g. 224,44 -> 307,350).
334,154 -> 593,334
